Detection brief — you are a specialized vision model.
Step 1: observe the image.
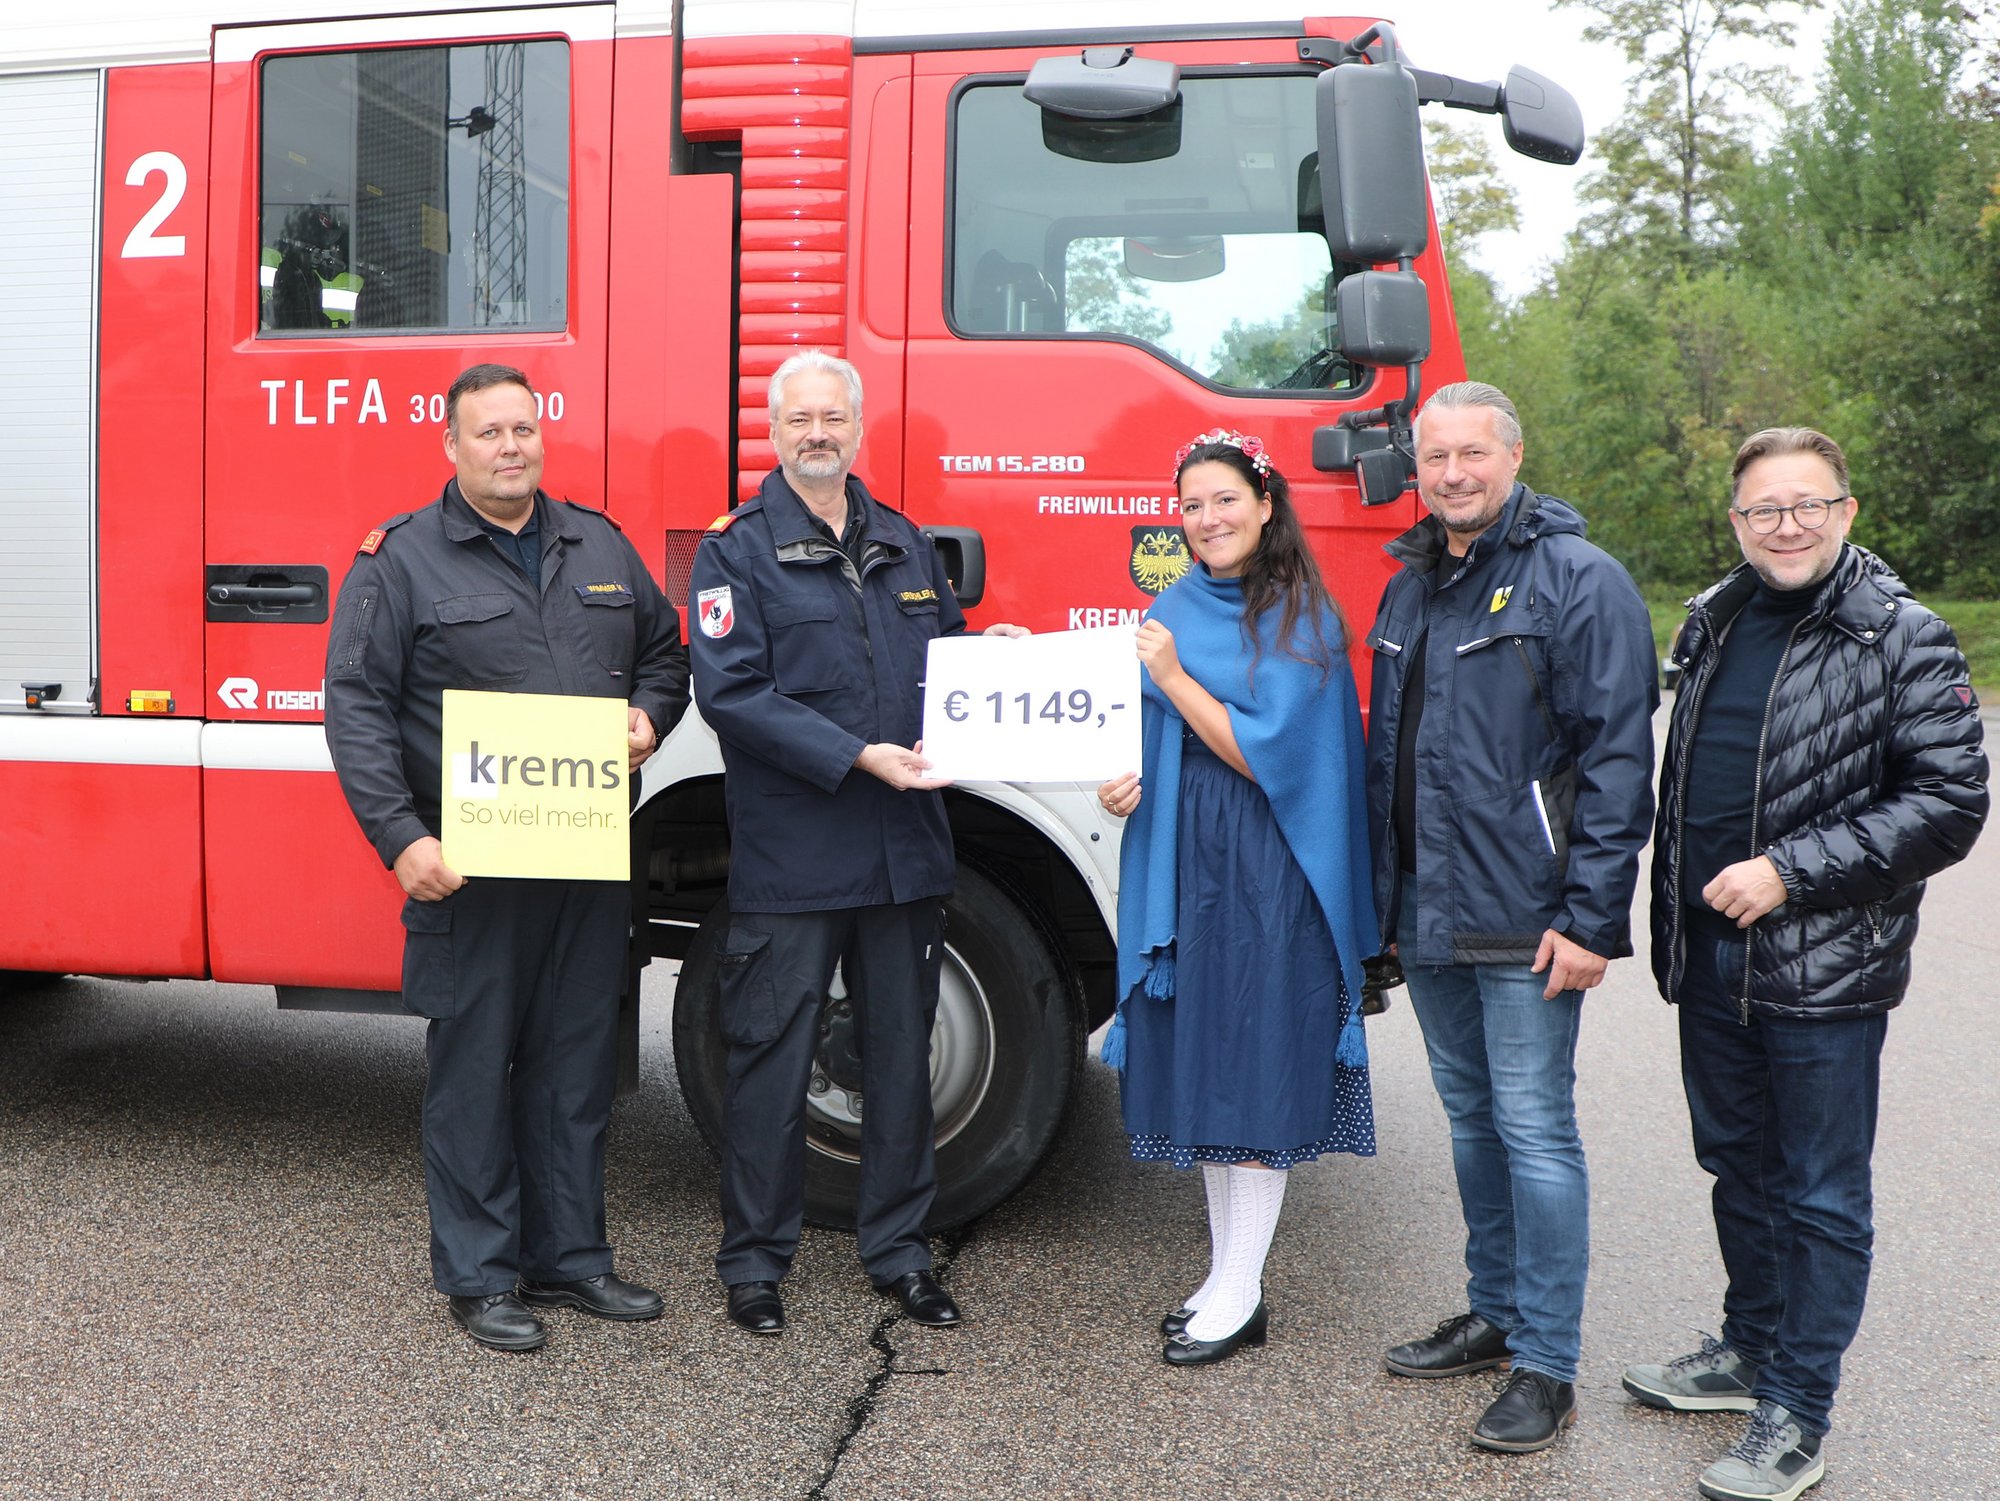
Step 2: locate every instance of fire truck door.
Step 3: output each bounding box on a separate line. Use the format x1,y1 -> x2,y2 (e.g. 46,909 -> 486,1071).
0,71 -> 101,717
198,7 -> 615,987
902,45 -> 1412,646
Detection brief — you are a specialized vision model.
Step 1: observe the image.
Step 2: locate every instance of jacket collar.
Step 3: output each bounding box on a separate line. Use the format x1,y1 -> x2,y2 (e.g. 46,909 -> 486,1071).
1384,481 -> 1545,580
1679,543 -> 1907,665
439,480 -> 575,543
758,469 -> 906,556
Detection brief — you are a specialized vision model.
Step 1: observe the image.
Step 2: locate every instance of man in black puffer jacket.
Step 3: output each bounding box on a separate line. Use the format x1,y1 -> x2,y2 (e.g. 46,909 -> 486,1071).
1629,427 -> 1987,1501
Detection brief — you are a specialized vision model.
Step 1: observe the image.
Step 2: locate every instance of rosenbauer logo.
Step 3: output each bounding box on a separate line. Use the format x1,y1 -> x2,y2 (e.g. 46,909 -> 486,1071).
215,677 -> 325,711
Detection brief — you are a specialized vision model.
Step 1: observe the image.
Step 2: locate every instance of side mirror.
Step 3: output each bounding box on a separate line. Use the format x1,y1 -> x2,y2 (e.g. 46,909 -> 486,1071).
1335,270 -> 1431,368
1315,62 -> 1428,262
1500,65 -> 1584,165
1355,446 -> 1413,506
1311,423 -> 1412,506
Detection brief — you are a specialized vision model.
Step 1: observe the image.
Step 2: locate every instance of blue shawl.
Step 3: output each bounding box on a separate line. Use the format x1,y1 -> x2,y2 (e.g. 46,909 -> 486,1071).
1103,565 -> 1375,1072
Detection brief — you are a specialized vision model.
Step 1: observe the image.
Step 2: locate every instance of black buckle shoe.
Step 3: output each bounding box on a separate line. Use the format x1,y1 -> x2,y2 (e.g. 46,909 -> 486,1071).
1162,1302 -> 1269,1366
447,1292 -> 547,1352
726,1281 -> 785,1335
877,1270 -> 962,1326
1471,1369 -> 1578,1453
1384,1311 -> 1512,1378
1161,1282 -> 1264,1337
517,1272 -> 664,1322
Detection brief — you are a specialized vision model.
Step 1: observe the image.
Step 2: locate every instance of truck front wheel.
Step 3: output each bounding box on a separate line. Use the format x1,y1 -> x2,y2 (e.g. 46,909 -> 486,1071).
671,865 -> 1083,1230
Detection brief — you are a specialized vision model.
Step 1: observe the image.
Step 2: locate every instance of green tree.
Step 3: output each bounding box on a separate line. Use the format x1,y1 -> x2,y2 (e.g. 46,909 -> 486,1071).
1755,0 -> 1974,261
1747,0 -> 2000,590
1556,0 -> 1818,253
1425,117 -> 1522,375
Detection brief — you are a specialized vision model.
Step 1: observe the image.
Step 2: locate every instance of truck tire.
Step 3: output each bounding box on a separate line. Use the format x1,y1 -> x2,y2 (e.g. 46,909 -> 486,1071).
671,864 -> 1082,1230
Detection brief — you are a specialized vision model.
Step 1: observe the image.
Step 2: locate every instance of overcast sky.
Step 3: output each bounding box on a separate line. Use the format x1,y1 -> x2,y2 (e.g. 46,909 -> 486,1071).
1394,0 -> 1832,297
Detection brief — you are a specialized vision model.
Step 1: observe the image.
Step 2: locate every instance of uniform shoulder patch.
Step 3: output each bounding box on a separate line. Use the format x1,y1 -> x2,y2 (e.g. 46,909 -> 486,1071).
703,512 -> 739,535
356,512 -> 414,554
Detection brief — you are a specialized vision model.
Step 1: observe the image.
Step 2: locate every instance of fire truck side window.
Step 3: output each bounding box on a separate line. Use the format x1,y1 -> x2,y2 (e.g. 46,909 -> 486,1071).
258,41 -> 570,335
952,72 -> 1357,392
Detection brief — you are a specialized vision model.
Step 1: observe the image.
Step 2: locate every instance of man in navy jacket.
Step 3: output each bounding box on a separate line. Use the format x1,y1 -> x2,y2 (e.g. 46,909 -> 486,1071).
1366,381 -> 1657,1452
689,350 -> 1022,1335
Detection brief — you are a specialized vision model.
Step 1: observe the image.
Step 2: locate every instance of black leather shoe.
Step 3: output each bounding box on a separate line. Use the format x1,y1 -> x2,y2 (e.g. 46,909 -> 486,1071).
1384,1311 -> 1512,1378
877,1270 -> 961,1327
447,1292 -> 547,1351
517,1272 -> 663,1322
726,1281 -> 785,1335
1163,1302 -> 1268,1366
1161,1283 -> 1264,1337
1471,1369 -> 1578,1453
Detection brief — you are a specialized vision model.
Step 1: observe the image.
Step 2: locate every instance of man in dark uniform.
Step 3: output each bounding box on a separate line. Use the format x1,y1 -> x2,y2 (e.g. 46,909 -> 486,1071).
689,349 -> 1023,1335
325,363 -> 690,1351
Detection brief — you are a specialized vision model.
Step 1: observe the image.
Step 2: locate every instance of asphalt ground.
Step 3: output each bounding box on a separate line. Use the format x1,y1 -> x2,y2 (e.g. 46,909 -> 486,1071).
4,798 -> 1996,1498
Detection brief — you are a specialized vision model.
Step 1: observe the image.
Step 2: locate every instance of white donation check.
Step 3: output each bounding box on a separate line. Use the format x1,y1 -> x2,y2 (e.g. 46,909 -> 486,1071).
921,626 -> 1142,783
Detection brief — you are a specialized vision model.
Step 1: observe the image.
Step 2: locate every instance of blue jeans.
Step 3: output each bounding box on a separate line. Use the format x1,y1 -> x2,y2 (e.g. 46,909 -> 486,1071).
1680,928 -> 1885,1435
1397,888 -> 1587,1384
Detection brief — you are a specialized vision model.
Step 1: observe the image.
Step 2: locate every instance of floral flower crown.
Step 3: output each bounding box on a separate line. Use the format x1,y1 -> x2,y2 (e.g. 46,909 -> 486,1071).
1173,428 -> 1273,484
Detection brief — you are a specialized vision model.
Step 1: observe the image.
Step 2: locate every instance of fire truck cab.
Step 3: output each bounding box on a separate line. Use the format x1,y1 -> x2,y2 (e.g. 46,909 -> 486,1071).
0,0 -> 1579,1225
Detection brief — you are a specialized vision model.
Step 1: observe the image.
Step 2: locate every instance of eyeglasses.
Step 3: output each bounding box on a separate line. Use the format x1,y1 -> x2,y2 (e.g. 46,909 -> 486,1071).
1730,496 -> 1851,534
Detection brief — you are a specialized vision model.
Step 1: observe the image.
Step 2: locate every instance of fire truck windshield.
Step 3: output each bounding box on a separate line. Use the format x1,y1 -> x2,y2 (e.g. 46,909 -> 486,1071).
951,70 -> 1357,394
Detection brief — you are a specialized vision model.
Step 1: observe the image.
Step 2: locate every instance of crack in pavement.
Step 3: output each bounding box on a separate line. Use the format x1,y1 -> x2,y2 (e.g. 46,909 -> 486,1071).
802,1227 -> 973,1501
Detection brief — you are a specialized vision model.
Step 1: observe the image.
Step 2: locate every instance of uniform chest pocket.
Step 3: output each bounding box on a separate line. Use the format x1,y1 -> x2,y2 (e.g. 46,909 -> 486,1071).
765,593 -> 852,695
576,588 -> 636,675
435,592 -> 527,686
1451,620 -> 1562,790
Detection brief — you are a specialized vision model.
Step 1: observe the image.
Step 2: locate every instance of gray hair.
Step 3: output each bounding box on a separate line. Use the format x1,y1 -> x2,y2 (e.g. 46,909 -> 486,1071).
1732,426 -> 1849,499
767,349 -> 863,422
1413,380 -> 1523,451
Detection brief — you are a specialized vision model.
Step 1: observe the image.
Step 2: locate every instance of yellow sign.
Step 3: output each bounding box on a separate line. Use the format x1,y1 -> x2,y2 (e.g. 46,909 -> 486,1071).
440,690 -> 629,881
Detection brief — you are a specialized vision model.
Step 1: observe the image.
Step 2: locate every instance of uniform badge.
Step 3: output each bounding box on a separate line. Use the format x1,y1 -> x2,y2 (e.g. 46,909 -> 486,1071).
1128,526 -> 1191,596
358,528 -> 386,555
697,585 -> 735,639
1489,586 -> 1514,614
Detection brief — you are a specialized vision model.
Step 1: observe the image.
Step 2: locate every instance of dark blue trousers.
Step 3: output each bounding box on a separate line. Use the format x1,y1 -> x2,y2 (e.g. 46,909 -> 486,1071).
402,876 -> 627,1296
1679,928 -> 1887,1434
713,901 -> 944,1288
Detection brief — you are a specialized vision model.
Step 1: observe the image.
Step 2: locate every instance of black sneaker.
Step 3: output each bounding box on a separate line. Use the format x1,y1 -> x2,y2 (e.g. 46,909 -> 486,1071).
1698,1401 -> 1825,1501
1384,1311 -> 1511,1378
1471,1368 -> 1577,1453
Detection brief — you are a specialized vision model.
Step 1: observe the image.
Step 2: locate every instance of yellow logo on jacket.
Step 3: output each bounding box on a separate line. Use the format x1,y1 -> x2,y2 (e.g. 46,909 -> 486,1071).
1489,586 -> 1514,614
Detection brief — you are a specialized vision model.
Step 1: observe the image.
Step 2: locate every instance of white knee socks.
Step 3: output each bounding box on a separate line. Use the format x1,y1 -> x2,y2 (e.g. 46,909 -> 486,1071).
1183,1162 -> 1232,1312
1185,1164 -> 1287,1341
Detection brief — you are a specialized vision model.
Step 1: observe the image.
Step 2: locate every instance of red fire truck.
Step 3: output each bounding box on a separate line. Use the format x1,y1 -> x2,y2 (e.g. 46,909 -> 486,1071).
0,1 -> 1578,1225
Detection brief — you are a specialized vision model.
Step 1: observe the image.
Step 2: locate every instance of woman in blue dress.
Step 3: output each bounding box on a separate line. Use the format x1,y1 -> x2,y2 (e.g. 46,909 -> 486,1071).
1098,430 -> 1376,1366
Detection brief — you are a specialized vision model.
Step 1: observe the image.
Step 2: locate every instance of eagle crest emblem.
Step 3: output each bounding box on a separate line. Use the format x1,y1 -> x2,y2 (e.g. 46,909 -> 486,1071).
1128,527 -> 1192,595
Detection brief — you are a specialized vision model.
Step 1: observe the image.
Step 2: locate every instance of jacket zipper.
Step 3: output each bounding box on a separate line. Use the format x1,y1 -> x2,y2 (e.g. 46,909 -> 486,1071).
1666,629 -> 1715,1004
1512,637 -> 1559,744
